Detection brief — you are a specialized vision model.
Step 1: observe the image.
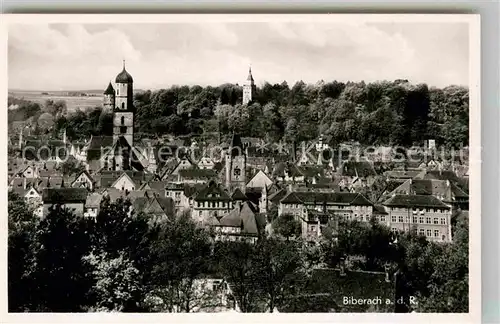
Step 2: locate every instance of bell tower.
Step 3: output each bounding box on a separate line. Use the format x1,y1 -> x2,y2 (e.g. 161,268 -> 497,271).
242,66 -> 255,105
225,133 -> 247,193
113,60 -> 134,146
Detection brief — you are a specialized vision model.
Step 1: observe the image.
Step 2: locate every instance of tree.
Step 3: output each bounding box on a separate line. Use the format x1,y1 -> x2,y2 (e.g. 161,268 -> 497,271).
214,241 -> 262,312
83,251 -> 142,312
146,213 -> 212,312
253,238 -> 306,312
272,213 -> 301,240
31,204 -> 95,311
8,192 -> 39,311
44,99 -> 67,117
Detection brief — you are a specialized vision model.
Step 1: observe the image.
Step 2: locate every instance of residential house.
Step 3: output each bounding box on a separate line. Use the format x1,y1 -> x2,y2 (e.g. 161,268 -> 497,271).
338,161 -> 378,190
388,178 -> 469,211
71,170 -> 95,190
132,195 -> 175,223
197,156 -> 215,170
246,169 -> 274,189
192,181 -> 232,226
177,168 -> 218,184
213,200 -> 265,243
84,192 -> 102,217
42,187 -> 88,217
382,194 -> 453,242
278,191 -> 374,224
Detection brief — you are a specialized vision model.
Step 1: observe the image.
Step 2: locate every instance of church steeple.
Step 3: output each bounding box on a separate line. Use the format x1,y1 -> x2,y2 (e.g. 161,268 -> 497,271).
243,66 -> 255,105
247,66 -> 254,82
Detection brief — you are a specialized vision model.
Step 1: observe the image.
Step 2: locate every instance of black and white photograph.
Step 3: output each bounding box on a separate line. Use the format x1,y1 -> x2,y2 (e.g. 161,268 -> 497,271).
2,14 -> 480,318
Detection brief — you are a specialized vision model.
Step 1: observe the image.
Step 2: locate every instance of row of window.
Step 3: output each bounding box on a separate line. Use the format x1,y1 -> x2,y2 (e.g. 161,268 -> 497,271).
391,228 -> 442,238
389,207 -> 447,213
195,201 -> 230,208
390,215 -> 447,225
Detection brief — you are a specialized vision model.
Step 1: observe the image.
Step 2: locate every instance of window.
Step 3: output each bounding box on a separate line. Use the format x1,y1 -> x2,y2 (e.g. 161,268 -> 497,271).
434,230 -> 440,237
440,218 -> 446,225
391,216 -> 397,223
121,116 -> 125,125
117,89 -> 119,95
426,229 -> 432,237
433,218 -> 439,225
398,216 -> 404,223
121,102 -> 125,109
419,229 -> 425,236
380,216 -> 386,222
120,126 -> 127,134
426,217 -> 431,224
391,228 -> 398,233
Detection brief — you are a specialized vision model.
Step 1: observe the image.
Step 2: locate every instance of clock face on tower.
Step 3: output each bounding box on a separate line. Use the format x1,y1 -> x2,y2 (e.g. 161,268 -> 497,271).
233,166 -> 241,179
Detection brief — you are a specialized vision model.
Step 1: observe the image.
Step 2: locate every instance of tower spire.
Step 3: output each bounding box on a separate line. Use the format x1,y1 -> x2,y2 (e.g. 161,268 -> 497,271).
123,59 -> 126,70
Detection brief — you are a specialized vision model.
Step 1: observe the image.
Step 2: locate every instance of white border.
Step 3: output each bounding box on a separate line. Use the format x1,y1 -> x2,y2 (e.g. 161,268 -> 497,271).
0,14 -> 481,324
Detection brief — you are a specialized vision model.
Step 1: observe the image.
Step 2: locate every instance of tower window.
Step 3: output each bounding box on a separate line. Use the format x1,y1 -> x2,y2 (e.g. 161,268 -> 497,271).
117,89 -> 119,95
121,102 -> 125,109
121,116 -> 125,125
120,126 -> 127,134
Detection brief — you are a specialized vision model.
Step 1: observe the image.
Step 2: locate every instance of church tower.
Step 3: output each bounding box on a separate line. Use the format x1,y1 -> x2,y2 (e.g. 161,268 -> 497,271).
242,66 -> 255,105
113,60 -> 134,146
225,133 -> 247,193
103,81 -> 115,112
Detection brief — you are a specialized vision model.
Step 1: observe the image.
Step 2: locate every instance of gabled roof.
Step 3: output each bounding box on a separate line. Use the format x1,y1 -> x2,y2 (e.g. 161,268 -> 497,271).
219,207 -> 242,227
110,172 -> 139,189
231,188 -> 248,201
194,182 -> 231,202
383,194 -> 450,209
280,191 -> 373,206
268,188 -> 288,204
42,188 -> 88,204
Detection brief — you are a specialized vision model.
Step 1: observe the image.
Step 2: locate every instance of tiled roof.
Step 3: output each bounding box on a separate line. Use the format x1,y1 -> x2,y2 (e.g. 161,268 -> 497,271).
268,188 -> 288,204
231,188 -> 248,201
178,168 -> 217,180
42,188 -> 88,203
281,191 -> 373,206
341,161 -> 377,177
86,136 -> 114,160
383,194 -> 450,209
194,182 -> 231,202
219,208 -> 241,227
183,183 -> 206,198
85,192 -> 103,207
384,170 -> 425,179
373,205 -> 388,215
390,179 -> 468,201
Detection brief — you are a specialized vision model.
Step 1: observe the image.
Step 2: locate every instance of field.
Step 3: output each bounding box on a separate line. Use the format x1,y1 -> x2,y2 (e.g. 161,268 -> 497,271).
8,90 -> 104,112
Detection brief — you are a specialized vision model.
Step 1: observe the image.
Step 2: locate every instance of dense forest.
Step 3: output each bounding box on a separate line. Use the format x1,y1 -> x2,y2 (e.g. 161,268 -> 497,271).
8,80 -> 469,148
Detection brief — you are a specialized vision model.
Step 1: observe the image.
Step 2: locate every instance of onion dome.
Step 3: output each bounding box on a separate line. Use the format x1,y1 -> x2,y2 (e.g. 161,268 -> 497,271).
103,81 -> 114,95
115,60 -> 134,83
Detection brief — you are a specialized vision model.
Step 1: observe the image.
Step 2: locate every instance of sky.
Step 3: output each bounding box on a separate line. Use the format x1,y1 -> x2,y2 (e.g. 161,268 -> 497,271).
8,22 -> 469,91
